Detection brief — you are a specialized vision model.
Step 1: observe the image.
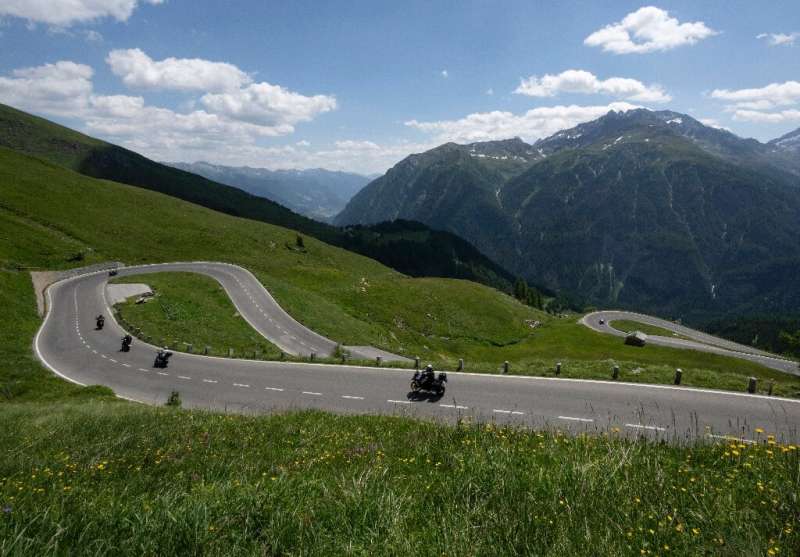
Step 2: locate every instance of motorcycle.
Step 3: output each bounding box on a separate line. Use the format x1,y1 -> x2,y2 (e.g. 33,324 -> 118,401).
95,315 -> 105,330
410,366 -> 447,396
120,334 -> 132,352
153,349 -> 173,369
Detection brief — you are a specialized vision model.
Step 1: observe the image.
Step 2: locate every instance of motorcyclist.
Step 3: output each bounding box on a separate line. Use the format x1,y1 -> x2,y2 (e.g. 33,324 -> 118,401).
422,364 -> 435,386
96,314 -> 105,329
121,334 -> 132,351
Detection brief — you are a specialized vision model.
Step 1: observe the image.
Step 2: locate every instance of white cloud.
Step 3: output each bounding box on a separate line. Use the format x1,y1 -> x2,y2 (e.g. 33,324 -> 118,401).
84,30 -> 103,42
200,82 -> 336,129
405,102 -> 641,144
711,80 -> 800,124
757,32 -> 799,46
486,88 -> 494,95
514,69 -> 670,102
731,109 -> 800,124
107,48 -> 251,92
584,6 -> 717,54
0,60 -> 94,116
441,69 -> 449,79
0,0 -> 163,26
711,81 -> 800,106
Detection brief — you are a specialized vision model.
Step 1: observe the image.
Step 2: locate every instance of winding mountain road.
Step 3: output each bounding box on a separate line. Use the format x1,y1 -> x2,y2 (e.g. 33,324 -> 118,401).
581,311 -> 799,375
34,263 -> 800,444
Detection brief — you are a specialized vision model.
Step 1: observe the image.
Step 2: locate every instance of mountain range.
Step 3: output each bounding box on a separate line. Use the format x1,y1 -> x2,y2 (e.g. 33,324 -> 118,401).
336,110 -> 800,324
168,162 -> 370,222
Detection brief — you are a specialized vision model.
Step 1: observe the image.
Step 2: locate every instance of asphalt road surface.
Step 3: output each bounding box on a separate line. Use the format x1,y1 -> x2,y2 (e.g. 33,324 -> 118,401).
34,263 -> 800,444
581,311 -> 799,376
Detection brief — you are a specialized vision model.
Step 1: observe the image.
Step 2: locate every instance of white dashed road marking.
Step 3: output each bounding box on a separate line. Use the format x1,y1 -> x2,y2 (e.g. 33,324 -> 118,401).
122,363 -> 131,368
387,399 -> 412,405
233,383 -> 250,388
203,379 -> 218,384
341,395 -> 364,400
264,387 -> 284,392
440,404 -> 468,410
178,376 -> 191,380
625,423 -> 666,432
302,391 -> 322,396
157,372 -> 168,376
558,416 -> 594,423
707,433 -> 756,444
138,368 -> 148,372
493,409 -> 524,415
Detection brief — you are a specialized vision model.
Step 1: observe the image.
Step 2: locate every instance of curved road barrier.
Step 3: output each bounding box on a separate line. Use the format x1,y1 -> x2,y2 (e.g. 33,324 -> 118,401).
34,263 -> 800,444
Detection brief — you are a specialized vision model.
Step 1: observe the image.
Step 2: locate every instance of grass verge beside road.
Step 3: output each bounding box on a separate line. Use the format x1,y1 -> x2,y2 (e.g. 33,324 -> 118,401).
1,403 -> 797,556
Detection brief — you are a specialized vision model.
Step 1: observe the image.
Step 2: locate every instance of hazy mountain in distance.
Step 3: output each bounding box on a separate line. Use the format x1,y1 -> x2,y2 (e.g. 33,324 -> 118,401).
169,162 -> 370,222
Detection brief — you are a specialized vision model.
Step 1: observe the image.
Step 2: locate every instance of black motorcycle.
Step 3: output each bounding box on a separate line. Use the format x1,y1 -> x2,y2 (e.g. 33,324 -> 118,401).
410,367 -> 447,396
120,335 -> 132,352
153,349 -> 173,368
95,315 -> 105,330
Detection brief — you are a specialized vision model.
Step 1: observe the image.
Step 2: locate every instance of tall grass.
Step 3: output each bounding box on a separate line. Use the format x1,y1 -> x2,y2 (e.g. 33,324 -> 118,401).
0,404 -> 797,555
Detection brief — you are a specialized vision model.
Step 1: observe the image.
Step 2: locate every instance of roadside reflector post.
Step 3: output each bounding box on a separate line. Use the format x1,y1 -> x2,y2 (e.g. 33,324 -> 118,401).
612,365 -> 620,380
228,348 -> 234,358
376,356 -> 382,367
457,358 -> 464,371
204,346 -> 210,355
503,361 -> 509,374
414,356 -> 420,370
674,368 -> 682,385
556,362 -> 561,376
768,380 -> 774,396
747,377 -> 757,394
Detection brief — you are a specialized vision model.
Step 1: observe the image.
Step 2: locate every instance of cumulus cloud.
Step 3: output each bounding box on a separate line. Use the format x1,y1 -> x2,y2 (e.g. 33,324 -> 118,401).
710,80 -> 800,123
0,0 -> 163,26
200,82 -> 336,128
711,81 -> 800,106
405,102 -> 640,144
0,58 -> 344,172
0,60 -> 94,116
730,109 -> 800,124
584,6 -> 717,54
441,70 -> 449,79
514,69 -> 670,102
107,48 -> 252,92
757,32 -> 799,47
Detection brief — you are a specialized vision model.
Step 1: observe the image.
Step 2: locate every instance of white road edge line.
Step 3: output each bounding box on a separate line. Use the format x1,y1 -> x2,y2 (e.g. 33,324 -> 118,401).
706,433 -> 756,444
493,409 -> 524,415
387,399 -> 412,404
440,404 -> 468,409
558,415 -> 594,423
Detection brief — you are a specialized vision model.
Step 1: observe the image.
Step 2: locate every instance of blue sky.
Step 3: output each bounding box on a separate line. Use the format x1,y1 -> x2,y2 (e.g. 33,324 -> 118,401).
1,1 -> 798,173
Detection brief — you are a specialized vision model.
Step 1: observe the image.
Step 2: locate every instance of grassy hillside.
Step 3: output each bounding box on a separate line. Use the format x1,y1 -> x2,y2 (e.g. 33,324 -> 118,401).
0,103 -> 516,293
